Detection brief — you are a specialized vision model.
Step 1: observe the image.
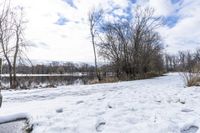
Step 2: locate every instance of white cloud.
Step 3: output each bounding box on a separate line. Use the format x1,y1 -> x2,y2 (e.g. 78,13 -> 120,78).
7,0 -> 130,63
149,0 -> 176,16
3,0 -> 200,62
158,0 -> 200,54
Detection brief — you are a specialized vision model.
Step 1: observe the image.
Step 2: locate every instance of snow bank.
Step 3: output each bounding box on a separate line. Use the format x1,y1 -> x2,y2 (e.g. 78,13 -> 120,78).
0,113 -> 28,124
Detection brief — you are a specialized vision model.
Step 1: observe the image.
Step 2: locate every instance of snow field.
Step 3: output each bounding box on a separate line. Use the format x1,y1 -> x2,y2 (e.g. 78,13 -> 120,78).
0,73 -> 200,133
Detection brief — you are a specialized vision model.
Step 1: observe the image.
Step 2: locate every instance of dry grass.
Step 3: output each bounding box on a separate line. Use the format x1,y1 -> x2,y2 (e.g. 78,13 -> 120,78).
145,71 -> 162,78
181,72 -> 200,87
99,77 -> 119,83
88,77 -> 119,84
88,79 -> 100,84
88,72 -> 164,85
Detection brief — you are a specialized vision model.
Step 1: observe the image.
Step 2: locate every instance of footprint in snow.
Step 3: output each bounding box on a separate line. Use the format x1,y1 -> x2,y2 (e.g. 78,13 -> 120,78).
181,109 -> 193,112
76,100 -> 84,104
107,104 -> 112,109
181,125 -> 199,133
97,97 -> 105,101
56,108 -> 63,113
96,121 -> 106,132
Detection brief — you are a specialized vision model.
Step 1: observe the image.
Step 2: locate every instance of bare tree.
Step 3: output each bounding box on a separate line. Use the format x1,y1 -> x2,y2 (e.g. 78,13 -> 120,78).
97,6 -> 163,79
0,0 -> 12,88
0,0 -> 27,88
88,7 -> 103,81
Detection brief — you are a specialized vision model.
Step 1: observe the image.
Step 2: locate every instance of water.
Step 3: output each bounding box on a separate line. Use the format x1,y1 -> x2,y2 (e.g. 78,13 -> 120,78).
1,74 -> 95,89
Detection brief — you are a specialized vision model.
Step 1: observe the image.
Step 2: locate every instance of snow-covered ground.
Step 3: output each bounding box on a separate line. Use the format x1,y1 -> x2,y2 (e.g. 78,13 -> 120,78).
1,73 -> 200,133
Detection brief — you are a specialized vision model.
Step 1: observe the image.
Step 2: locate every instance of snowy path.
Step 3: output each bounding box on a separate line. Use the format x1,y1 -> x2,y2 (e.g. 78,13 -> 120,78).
1,73 -> 200,133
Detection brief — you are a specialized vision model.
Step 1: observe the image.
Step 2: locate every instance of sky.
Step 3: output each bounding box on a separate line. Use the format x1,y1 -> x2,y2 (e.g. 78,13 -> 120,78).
6,0 -> 200,63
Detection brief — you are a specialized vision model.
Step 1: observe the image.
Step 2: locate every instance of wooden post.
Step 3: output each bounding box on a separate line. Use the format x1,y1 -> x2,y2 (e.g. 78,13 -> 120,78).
0,58 -> 2,76
0,58 -> 2,107
0,58 -> 2,85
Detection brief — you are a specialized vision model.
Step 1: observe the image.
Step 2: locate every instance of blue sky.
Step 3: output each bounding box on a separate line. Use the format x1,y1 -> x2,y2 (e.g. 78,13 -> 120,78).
6,0 -> 200,62
63,0 -> 77,8
55,14 -> 69,25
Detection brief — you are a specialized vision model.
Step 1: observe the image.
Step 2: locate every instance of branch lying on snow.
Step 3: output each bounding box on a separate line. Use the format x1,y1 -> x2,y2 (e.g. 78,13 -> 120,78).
0,113 -> 28,124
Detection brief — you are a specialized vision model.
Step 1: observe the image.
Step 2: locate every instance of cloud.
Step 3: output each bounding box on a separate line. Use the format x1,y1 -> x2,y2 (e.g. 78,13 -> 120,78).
5,0 -> 200,62
8,0 -> 131,62
149,0 -> 175,16
158,0 -> 200,53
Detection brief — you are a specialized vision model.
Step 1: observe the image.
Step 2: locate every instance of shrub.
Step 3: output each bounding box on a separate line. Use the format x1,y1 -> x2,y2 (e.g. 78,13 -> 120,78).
181,72 -> 200,87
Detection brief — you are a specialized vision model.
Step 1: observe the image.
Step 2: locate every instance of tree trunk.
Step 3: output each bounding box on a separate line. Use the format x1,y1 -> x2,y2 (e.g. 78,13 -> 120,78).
13,27 -> 20,89
1,41 -> 13,88
91,29 -> 101,81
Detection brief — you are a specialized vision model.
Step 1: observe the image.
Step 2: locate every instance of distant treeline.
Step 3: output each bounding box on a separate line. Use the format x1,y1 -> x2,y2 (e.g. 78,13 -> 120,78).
2,61 -> 114,76
165,49 -> 200,72
2,62 -> 96,74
